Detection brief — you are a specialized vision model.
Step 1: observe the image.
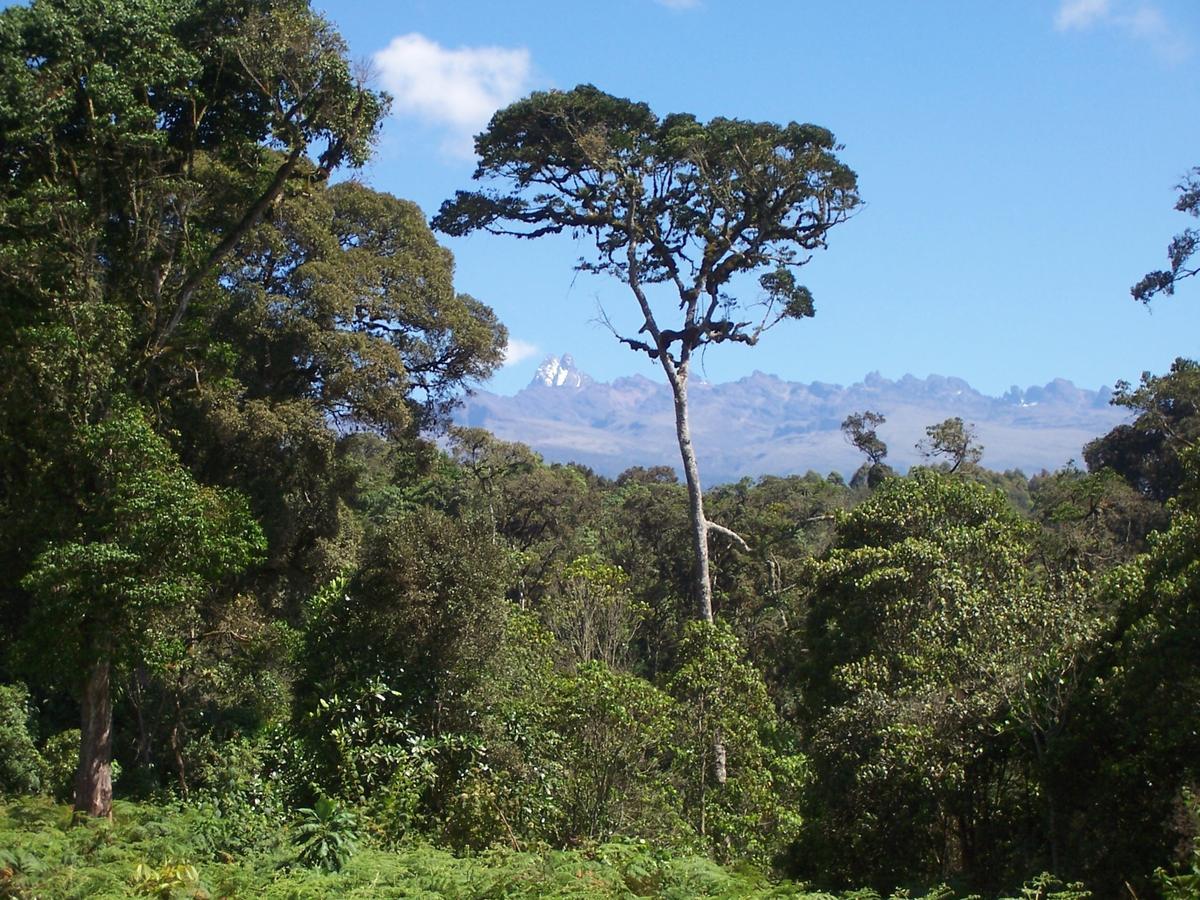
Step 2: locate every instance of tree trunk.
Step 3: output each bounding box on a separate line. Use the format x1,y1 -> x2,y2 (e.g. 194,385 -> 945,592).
75,656 -> 114,818
663,358 -> 728,785
131,666 -> 152,768
664,361 -> 714,624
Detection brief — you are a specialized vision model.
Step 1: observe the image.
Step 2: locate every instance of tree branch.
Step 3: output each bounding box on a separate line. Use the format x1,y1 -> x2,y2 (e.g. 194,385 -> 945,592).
151,144 -> 306,353
707,520 -> 750,552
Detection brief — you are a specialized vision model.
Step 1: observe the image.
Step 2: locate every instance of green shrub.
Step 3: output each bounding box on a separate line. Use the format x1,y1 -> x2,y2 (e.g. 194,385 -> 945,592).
292,795 -> 359,872
1003,872 -> 1091,899
41,729 -> 79,802
130,860 -> 203,898
0,683 -> 46,795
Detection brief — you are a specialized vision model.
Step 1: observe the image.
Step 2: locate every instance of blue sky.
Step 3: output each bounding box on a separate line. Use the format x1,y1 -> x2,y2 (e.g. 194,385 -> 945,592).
318,0 -> 1200,397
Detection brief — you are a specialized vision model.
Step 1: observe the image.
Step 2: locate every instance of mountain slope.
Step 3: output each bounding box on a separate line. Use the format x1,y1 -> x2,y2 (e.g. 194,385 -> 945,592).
457,355 -> 1129,483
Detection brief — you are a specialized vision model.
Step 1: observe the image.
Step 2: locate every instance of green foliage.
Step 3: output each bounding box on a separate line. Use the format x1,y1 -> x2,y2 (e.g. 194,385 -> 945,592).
842,411 -> 889,468
215,179 -> 506,439
1064,444 -> 1200,887
293,795 -> 359,872
19,399 -> 264,677
1132,166 -> 1200,302
547,662 -> 681,845
306,506 -> 512,703
436,86 -> 859,328
796,470 -> 1099,890
670,621 -> 803,863
544,555 -> 647,669
598,473 -> 695,676
1003,873 -> 1090,900
1157,858 -> 1200,900
1030,464 -> 1165,570
1154,788 -> 1200,899
41,730 -> 81,802
5,794 -> 1060,898
1084,357 -> 1200,502
917,417 -> 984,473
841,411 -> 896,491
0,683 -> 45,795
130,861 -> 203,898
0,4 -> 1194,885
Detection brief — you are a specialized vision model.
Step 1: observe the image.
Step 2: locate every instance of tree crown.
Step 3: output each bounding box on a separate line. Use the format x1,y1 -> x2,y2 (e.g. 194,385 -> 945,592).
434,85 -> 859,363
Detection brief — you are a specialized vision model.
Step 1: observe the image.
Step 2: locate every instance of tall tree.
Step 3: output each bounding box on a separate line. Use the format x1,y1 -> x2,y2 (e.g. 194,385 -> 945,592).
917,416 -> 983,473
19,402 -> 263,816
841,410 -> 892,488
173,179 -> 506,605
434,84 -> 859,624
0,0 -> 385,817
796,470 -> 1097,890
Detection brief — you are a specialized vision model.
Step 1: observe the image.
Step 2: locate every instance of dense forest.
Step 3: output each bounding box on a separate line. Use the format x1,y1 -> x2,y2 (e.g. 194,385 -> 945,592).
1,1 -> 1198,897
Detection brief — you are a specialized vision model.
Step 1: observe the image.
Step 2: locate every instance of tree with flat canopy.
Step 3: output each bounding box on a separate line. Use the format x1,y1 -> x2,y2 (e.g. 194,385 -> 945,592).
434,85 -> 860,626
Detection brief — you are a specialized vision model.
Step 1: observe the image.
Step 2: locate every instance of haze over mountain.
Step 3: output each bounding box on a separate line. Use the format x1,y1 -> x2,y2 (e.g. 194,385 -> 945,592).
456,354 -> 1132,484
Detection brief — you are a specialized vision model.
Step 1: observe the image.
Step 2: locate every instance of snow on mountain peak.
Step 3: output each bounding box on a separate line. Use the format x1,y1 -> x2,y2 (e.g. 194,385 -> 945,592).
532,353 -> 591,388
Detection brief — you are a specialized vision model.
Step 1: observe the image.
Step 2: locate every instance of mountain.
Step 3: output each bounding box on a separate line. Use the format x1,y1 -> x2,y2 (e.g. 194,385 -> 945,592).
456,354 -> 1131,484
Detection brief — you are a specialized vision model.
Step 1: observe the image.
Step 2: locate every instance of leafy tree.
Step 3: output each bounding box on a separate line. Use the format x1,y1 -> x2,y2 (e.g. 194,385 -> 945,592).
1132,167 -> 1200,302
704,473 -> 851,715
841,410 -> 893,488
918,416 -> 984,473
597,474 -> 694,678
796,470 -> 1091,890
19,401 -> 263,816
0,0 -> 383,372
0,683 -> 46,795
1059,443 -> 1200,888
298,506 -> 514,764
434,84 -> 860,626
546,662 -> 679,846
1030,465 -> 1165,571
167,178 -> 505,610
448,429 -> 601,605
544,555 -> 645,671
0,0 -> 383,817
668,620 -> 801,862
1083,358 -> 1200,503
0,0 -> 506,815
209,181 -> 505,439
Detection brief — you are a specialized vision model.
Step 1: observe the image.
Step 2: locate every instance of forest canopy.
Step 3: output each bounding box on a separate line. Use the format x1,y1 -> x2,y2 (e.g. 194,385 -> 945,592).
0,2 -> 1198,898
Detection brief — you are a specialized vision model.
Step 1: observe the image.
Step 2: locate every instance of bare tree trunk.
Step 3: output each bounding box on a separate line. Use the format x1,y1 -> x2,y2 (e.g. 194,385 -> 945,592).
663,357 -> 728,785
75,657 -> 114,818
664,360 -> 714,623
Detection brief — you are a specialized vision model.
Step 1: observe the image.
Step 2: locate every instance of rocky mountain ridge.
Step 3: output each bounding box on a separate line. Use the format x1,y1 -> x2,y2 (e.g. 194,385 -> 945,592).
455,354 -> 1130,484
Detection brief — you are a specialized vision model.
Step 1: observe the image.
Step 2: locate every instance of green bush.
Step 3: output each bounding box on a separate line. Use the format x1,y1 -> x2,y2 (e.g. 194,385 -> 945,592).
293,795 -> 360,872
130,860 -> 204,898
41,729 -> 80,802
0,683 -> 46,795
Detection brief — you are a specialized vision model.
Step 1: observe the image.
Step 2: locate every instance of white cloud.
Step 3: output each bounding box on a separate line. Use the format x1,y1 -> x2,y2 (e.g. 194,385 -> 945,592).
1053,0 -> 1190,60
1055,0 -> 1111,30
502,338 -> 540,367
373,33 -> 532,157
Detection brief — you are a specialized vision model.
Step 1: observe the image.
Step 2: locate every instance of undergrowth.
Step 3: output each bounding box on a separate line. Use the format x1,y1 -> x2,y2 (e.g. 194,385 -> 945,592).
0,795 -> 1090,899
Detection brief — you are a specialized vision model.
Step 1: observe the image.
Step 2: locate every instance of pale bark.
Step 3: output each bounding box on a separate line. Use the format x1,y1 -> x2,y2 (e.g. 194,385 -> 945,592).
75,657 -> 114,818
663,359 -> 715,624
661,356 -> 729,786
626,215 -> 733,786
